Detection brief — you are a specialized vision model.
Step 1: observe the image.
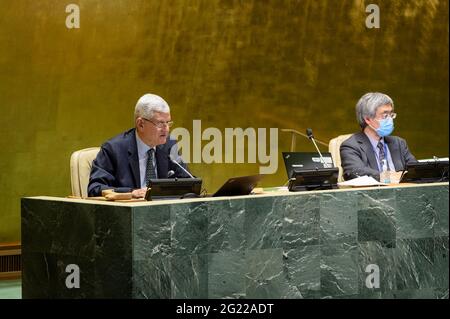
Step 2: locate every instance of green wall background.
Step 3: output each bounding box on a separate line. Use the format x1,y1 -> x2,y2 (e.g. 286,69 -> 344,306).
0,0 -> 448,242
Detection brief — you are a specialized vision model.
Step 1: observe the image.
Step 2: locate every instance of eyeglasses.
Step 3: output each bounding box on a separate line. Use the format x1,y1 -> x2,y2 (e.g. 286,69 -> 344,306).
377,112 -> 397,120
142,118 -> 174,128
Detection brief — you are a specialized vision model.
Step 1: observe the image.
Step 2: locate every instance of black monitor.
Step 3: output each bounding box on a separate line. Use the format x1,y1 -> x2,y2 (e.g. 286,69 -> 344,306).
288,167 -> 339,191
282,152 -> 334,180
401,161 -> 449,183
145,178 -> 202,200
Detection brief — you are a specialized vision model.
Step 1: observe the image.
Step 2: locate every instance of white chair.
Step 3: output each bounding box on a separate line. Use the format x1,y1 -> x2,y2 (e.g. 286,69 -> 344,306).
328,134 -> 352,182
70,147 -> 100,197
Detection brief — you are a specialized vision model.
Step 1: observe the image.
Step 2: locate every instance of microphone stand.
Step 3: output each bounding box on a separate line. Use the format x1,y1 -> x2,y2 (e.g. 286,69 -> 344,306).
307,128 -> 329,168
311,137 -> 328,168
169,156 -> 195,178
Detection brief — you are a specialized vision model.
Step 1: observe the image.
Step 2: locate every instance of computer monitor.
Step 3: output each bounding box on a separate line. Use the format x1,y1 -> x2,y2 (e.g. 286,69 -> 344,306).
282,152 -> 334,180
288,167 -> 339,191
401,161 -> 449,183
145,178 -> 202,200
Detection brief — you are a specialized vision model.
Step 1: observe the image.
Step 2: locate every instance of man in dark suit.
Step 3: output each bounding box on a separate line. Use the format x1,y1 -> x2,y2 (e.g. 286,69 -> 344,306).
88,93 -> 192,197
340,92 -> 417,181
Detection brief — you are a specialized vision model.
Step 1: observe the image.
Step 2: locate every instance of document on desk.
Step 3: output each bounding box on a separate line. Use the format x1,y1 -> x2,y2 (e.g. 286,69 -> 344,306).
418,157 -> 449,162
338,176 -> 387,188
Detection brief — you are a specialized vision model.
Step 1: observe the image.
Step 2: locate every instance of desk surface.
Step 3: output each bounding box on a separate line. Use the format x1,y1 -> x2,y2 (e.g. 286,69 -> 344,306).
25,181 -> 449,207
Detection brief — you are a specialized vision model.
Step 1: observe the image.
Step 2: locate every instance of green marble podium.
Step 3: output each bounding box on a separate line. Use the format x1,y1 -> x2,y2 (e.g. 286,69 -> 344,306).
21,183 -> 449,299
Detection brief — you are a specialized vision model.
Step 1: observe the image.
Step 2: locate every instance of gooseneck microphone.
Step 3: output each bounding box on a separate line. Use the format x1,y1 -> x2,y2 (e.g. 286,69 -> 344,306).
168,155 -> 195,178
306,128 -> 329,168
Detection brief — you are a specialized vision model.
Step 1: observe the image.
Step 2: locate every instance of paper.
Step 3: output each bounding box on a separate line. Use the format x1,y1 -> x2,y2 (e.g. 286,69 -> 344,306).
338,176 -> 387,187
418,157 -> 449,162
256,186 -> 289,194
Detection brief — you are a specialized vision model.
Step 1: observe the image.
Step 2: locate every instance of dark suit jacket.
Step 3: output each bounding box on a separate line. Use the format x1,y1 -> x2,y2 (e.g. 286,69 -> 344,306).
88,128 -> 191,196
340,131 -> 417,181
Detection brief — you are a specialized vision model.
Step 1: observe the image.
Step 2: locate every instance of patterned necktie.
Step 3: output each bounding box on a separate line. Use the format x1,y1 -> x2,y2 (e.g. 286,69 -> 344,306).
145,148 -> 157,185
377,140 -> 390,171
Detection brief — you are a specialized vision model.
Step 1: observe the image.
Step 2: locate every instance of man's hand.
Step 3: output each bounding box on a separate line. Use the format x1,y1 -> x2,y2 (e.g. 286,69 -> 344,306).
131,188 -> 147,198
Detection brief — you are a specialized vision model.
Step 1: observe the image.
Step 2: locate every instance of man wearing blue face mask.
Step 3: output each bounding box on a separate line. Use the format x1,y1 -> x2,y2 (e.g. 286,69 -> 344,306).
340,92 -> 417,181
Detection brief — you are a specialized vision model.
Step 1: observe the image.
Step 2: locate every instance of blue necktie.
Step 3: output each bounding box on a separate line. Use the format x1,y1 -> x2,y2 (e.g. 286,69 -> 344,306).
377,140 -> 390,171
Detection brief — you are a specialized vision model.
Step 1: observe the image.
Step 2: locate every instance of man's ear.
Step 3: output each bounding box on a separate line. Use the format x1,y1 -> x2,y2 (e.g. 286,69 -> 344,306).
136,118 -> 144,130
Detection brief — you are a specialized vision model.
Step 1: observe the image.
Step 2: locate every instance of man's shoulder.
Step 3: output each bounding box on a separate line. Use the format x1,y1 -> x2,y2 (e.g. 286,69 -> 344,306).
341,132 -> 365,147
342,133 -> 407,146
102,128 -> 135,149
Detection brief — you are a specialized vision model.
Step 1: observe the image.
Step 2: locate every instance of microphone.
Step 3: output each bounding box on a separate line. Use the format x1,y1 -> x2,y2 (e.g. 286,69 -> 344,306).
168,155 -> 195,178
167,170 -> 175,178
306,128 -> 329,168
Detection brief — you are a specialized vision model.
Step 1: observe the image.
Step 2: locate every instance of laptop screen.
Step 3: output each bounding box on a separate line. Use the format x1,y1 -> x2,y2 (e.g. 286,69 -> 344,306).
282,152 -> 334,179
213,174 -> 263,197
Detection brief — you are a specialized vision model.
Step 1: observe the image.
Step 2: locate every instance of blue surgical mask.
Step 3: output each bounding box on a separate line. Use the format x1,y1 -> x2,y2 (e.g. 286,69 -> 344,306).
375,117 -> 394,137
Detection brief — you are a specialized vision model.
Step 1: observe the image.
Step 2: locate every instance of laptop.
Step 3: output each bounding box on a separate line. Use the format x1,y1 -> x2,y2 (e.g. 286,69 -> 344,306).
212,174 -> 264,197
282,152 -> 334,179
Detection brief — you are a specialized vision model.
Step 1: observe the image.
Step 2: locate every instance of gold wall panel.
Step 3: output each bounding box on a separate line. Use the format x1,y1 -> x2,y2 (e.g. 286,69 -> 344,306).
0,0 -> 448,241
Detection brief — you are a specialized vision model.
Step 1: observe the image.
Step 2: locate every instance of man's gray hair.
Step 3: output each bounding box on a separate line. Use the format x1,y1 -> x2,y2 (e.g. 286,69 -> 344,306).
356,92 -> 394,128
134,93 -> 170,120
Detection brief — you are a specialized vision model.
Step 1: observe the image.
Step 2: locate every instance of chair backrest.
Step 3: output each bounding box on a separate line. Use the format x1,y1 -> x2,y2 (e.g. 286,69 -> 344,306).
328,134 -> 352,182
70,147 -> 100,197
